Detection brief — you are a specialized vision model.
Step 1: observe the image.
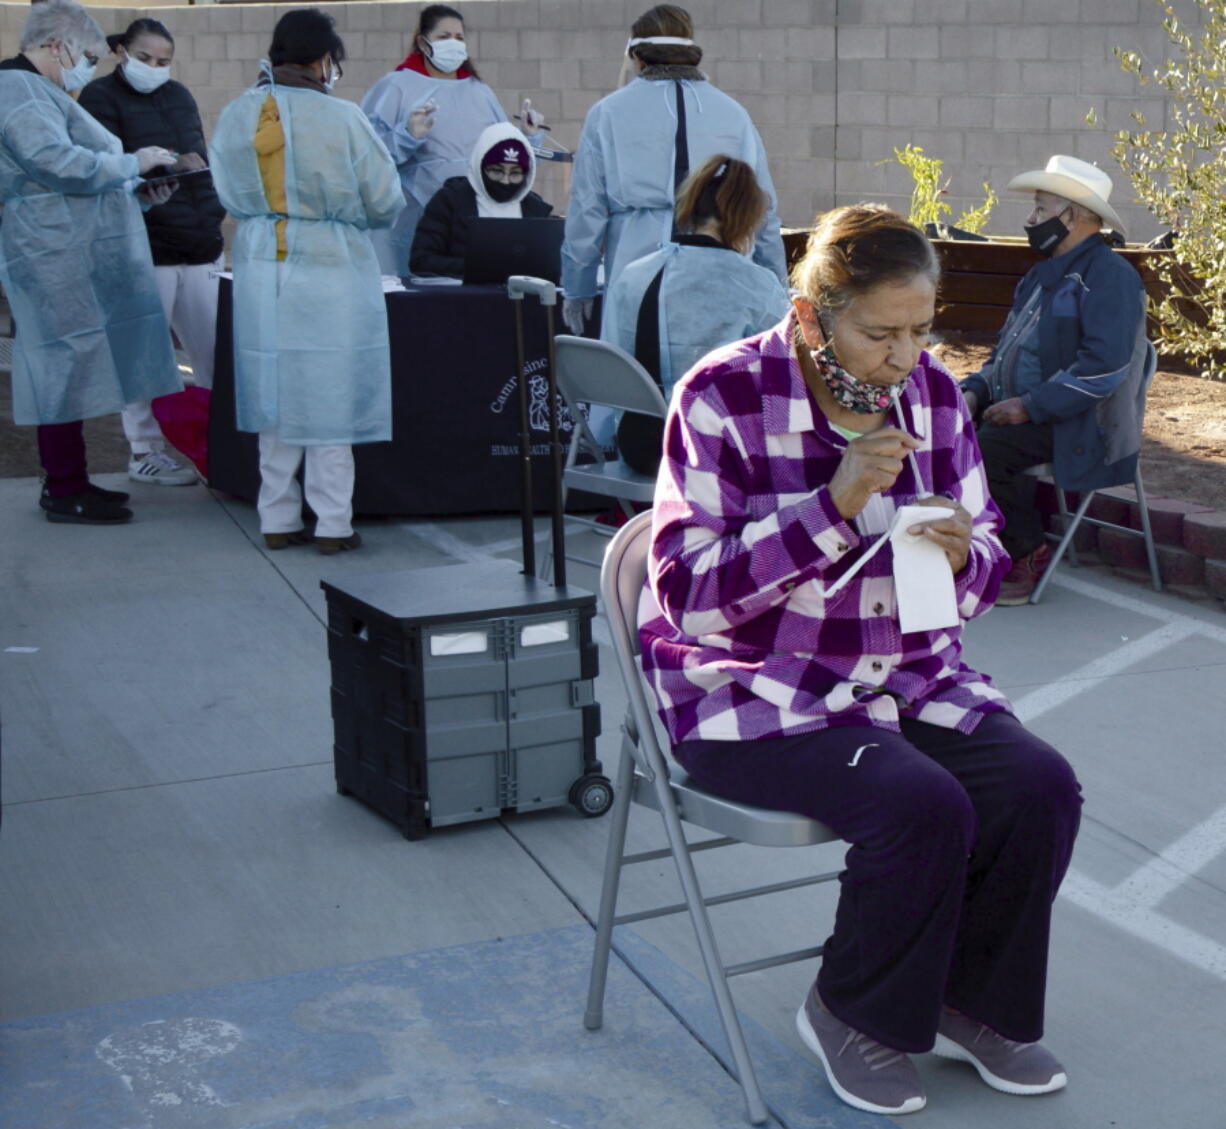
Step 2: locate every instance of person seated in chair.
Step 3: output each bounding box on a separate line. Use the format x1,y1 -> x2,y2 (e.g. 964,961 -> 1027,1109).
641,204 -> 1082,1117
960,155 -> 1146,605
601,154 -> 790,476
408,121 -> 551,278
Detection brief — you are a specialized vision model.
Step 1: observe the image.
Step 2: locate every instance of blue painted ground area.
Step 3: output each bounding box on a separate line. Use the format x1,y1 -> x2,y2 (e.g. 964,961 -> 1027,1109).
0,925 -> 891,1129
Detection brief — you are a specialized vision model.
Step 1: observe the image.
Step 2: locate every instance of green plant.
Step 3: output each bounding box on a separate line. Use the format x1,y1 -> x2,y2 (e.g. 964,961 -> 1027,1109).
954,182 -> 999,234
891,144 -> 998,234
1101,0 -> 1226,375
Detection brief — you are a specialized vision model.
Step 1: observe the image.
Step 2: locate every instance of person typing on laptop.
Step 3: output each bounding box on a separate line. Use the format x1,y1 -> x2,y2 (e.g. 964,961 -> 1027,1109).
409,122 -> 551,278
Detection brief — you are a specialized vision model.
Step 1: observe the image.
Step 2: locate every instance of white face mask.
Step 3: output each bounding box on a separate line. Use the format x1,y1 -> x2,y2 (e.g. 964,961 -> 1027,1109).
60,47 -> 96,92
324,59 -> 340,91
123,55 -> 171,94
425,36 -> 467,74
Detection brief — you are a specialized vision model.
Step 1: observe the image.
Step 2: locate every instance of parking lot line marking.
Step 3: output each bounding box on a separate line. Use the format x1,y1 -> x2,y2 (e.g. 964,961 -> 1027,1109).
1006,584 -> 1226,980
1060,867 -> 1226,981
1010,619 -> 1194,723
406,522 -> 510,564
1113,803 -> 1226,909
1052,571 -> 1226,646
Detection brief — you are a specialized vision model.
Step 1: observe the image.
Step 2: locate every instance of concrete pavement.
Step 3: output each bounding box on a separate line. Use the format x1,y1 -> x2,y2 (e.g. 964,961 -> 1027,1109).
1,475 -> 1224,1128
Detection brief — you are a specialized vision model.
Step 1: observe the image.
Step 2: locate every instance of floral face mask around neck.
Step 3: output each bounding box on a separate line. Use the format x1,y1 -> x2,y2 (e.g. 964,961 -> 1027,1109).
810,341 -> 906,414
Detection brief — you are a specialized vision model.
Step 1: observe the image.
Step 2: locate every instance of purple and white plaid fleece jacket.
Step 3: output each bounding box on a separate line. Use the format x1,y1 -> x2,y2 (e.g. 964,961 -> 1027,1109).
640,311 -> 1014,745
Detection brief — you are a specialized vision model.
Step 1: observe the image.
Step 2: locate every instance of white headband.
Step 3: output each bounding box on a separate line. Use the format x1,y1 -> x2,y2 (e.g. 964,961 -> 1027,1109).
625,35 -> 695,54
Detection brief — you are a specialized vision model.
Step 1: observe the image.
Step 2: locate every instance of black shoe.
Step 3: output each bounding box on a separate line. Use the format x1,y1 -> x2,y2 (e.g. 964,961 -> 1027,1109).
40,481 -> 130,510
41,490 -> 132,524
84,481 -> 130,504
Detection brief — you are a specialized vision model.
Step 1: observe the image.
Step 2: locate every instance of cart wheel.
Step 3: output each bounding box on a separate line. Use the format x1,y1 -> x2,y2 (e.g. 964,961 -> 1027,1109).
402,817 -> 429,841
569,774 -> 614,818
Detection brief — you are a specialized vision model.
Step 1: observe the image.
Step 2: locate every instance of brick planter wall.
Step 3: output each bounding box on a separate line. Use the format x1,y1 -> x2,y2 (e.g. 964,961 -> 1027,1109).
1035,477 -> 1226,609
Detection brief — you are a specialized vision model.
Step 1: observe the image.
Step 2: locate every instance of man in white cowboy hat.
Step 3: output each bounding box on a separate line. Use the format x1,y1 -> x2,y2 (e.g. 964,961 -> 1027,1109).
961,155 -> 1147,605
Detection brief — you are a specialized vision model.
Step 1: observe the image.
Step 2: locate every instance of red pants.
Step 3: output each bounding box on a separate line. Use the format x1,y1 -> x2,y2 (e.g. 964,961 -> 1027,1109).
36,421 -> 89,496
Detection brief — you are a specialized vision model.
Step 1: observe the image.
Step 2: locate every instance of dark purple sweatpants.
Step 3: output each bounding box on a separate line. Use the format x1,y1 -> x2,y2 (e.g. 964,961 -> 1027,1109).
36,421 -> 89,497
673,711 -> 1082,1053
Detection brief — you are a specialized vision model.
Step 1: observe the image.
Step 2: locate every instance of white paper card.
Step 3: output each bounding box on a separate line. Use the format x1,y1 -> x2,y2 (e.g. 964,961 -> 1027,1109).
890,504 -> 960,634
429,630 -> 488,657
521,620 -> 570,647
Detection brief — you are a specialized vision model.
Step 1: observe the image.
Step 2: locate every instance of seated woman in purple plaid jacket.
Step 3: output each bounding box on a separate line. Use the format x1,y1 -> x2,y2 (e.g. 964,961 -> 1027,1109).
638,204 -> 1083,1117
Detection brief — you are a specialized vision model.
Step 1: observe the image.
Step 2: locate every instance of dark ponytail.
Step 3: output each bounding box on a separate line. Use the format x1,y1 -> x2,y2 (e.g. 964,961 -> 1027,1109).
674,155 -> 767,253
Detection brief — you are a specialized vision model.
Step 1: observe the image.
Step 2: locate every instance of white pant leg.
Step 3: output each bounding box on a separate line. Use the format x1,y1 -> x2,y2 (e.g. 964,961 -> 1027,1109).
168,258 -> 222,390
257,431 -> 307,534
122,265 -> 184,454
121,400 -> 165,453
303,445 -> 355,539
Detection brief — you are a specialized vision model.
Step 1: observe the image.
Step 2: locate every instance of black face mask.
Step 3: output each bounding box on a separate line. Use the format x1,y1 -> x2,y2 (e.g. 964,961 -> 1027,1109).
1024,210 -> 1070,257
482,175 -> 521,203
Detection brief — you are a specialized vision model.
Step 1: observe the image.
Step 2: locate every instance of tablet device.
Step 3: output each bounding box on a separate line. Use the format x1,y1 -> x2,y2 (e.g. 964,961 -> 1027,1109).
141,167 -> 213,187
462,217 -> 563,286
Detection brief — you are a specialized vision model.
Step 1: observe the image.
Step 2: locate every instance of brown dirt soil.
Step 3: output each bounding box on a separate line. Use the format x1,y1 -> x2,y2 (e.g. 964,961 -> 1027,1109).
934,331 -> 1226,514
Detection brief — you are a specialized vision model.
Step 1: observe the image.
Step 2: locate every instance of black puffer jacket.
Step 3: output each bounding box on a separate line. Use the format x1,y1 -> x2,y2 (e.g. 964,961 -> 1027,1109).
78,66 -> 225,266
410,176 -> 553,277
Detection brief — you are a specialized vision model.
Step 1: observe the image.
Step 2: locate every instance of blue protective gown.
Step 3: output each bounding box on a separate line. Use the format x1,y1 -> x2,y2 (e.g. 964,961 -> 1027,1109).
561,75 -> 788,303
361,68 -> 506,275
0,70 -> 180,425
209,79 -> 403,446
601,240 -> 791,398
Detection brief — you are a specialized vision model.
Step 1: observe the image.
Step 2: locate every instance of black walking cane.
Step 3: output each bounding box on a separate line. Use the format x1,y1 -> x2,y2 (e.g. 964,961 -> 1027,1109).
507,276 -> 566,588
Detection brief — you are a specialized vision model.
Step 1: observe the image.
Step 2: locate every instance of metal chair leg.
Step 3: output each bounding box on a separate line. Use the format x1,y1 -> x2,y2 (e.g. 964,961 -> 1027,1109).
650,770 -> 771,1125
1031,491 -> 1095,604
1132,470 -> 1163,592
1055,486 -> 1080,567
584,730 -> 638,1030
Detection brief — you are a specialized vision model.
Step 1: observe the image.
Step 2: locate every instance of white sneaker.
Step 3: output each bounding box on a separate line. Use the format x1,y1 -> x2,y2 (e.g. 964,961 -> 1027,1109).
128,450 -> 198,486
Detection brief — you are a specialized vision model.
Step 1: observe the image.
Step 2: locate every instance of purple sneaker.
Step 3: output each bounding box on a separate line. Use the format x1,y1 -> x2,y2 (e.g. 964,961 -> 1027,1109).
795,984 -> 926,1115
933,1009 -> 1067,1095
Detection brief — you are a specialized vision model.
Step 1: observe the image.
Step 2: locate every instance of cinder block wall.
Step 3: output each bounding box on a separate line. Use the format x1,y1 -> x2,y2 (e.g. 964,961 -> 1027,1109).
0,0 -> 1192,240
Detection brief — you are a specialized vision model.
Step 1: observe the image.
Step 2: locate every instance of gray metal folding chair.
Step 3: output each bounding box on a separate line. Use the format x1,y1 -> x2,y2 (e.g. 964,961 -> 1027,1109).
586,510 -> 842,1126
1025,340 -> 1162,603
540,335 -> 668,578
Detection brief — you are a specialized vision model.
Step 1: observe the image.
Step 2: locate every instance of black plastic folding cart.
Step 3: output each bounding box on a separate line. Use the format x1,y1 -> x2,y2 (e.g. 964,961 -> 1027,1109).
321,277 -> 613,838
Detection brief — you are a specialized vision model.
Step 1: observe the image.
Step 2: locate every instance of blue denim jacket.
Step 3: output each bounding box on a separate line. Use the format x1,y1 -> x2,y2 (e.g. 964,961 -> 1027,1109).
963,234 -> 1148,491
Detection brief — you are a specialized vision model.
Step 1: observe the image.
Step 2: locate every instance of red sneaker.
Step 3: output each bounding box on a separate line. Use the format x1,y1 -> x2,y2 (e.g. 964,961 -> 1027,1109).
594,507 -> 630,528
996,542 -> 1052,606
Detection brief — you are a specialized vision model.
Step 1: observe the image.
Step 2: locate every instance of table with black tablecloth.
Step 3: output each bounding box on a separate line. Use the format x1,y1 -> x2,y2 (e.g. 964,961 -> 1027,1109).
208,278 -> 584,516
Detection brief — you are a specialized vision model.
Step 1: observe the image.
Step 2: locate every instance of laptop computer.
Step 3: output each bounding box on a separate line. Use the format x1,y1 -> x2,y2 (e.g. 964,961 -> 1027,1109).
462,217 -> 564,286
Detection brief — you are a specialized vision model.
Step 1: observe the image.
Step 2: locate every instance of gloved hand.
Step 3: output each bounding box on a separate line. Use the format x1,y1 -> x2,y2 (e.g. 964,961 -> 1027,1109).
562,297 -> 593,336
171,151 -> 207,173
136,179 -> 178,208
519,97 -> 547,136
408,98 -> 438,140
135,145 -> 176,174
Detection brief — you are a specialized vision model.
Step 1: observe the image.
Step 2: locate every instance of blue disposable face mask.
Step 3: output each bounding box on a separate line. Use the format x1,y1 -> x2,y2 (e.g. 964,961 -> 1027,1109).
60,47 -> 97,92
123,55 -> 171,94
425,36 -> 467,74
